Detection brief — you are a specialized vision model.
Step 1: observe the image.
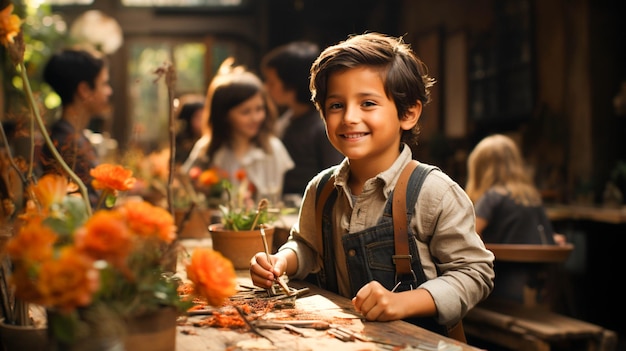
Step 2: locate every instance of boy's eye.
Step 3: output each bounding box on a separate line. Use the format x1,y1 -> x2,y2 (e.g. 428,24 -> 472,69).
362,100 -> 377,107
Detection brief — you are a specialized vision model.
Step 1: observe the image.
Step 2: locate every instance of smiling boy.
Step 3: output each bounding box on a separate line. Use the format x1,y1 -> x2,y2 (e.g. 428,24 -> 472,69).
250,32 -> 494,339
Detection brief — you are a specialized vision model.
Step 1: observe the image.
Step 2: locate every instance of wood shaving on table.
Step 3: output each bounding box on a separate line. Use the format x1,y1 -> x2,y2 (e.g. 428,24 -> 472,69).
235,338 -> 277,350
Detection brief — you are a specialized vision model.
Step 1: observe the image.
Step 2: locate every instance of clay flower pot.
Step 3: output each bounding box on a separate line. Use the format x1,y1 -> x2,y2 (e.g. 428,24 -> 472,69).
208,224 -> 274,269
174,208 -> 221,239
0,318 -> 48,351
124,307 -> 178,351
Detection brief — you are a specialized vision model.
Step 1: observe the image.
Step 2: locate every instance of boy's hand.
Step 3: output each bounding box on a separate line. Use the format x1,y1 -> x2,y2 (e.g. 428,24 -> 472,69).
249,252 -> 286,289
352,281 -> 405,321
353,281 -> 437,322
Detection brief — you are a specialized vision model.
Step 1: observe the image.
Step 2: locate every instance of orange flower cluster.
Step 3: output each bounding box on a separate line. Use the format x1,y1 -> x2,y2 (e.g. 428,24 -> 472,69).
91,163 -> 137,194
74,211 -> 133,268
117,200 -> 176,243
198,168 -> 225,187
0,4 -> 20,46
30,173 -> 68,209
7,201 -> 102,311
6,164 -> 176,313
185,248 -> 237,307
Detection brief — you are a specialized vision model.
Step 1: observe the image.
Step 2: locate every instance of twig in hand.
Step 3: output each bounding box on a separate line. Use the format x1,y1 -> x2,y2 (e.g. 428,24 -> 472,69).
260,225 -> 277,296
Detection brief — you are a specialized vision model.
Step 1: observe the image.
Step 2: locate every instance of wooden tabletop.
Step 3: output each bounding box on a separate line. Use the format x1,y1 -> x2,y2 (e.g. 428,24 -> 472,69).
174,271 -> 479,351
545,204 -> 626,224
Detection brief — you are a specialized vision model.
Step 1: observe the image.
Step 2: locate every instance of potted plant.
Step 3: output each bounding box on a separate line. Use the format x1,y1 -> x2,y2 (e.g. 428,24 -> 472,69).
208,173 -> 277,269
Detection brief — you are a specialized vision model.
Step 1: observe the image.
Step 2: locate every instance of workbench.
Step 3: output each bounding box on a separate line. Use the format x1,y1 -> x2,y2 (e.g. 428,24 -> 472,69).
174,271 -> 480,351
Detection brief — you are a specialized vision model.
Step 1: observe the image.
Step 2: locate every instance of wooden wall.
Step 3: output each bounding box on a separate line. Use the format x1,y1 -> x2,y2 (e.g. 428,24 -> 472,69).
400,0 -> 626,204
6,0 -> 625,204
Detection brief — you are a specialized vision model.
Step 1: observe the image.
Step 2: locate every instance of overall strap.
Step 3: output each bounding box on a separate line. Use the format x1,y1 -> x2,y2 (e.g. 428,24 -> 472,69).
392,160 -> 418,275
314,167 -> 339,292
392,162 -> 466,343
392,162 -> 437,276
315,167 -> 338,261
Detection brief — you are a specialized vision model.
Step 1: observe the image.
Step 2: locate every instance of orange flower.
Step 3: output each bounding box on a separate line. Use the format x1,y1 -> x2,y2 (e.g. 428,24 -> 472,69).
91,164 -> 137,192
74,210 -> 133,266
36,247 -> 100,312
234,169 -> 247,182
10,265 -> 46,306
118,200 -> 176,243
0,4 -> 21,47
199,168 -> 220,187
30,174 -> 69,210
6,219 -> 57,263
185,248 -> 237,307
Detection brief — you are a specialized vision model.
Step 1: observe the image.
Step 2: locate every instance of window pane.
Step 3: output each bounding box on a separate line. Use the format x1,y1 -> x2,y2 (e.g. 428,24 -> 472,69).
127,43 -> 171,151
127,41 -> 207,151
173,43 -> 206,95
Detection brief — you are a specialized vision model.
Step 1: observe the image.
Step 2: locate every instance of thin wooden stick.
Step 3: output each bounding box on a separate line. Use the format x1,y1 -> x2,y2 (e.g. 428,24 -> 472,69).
250,198 -> 269,230
260,225 -> 276,296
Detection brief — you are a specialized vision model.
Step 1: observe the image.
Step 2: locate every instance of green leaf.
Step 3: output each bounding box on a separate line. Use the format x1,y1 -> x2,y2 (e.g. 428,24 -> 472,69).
105,193 -> 117,208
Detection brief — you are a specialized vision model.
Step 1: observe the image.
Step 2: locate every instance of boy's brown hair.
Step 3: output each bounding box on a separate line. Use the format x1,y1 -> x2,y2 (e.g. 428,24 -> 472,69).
309,32 -> 435,148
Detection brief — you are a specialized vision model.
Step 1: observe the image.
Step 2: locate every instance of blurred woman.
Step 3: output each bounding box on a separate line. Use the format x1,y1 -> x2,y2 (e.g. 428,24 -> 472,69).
466,133 -> 564,303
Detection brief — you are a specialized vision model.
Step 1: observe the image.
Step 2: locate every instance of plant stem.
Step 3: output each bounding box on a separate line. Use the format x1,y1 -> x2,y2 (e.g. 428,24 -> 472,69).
0,120 -> 27,186
19,62 -> 92,216
166,63 -> 175,217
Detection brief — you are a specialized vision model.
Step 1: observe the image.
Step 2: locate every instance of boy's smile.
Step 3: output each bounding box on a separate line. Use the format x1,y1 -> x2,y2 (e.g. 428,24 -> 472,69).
323,66 -> 416,172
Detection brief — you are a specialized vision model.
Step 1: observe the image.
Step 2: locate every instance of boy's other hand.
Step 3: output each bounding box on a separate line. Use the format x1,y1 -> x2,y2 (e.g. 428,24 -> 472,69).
352,280 -> 405,321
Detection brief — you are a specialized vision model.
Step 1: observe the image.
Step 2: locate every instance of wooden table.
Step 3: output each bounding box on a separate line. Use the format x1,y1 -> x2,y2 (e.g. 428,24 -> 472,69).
546,204 -> 626,224
543,204 -> 625,343
174,256 -> 479,350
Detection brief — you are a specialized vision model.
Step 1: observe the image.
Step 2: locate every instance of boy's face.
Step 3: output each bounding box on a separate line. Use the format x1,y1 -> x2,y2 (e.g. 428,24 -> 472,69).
323,66 -> 415,167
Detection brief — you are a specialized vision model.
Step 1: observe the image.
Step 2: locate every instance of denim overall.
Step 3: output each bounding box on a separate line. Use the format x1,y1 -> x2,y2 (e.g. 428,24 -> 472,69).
313,164 -> 447,336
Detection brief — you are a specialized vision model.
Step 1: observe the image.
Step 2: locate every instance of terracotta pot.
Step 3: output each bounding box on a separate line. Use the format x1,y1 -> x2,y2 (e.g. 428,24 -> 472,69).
124,307 -> 178,351
0,318 -> 48,351
208,224 -> 274,269
174,208 -> 221,239
46,308 -> 125,351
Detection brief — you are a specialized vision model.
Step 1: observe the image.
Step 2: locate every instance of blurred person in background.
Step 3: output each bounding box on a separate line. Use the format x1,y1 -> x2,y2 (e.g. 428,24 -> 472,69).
465,133 -> 566,303
174,94 -> 205,165
39,48 -> 112,207
261,41 -> 343,204
182,58 -> 293,204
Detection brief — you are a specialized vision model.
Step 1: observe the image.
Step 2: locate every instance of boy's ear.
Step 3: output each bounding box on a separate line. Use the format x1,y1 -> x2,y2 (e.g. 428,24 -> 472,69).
400,101 -> 422,130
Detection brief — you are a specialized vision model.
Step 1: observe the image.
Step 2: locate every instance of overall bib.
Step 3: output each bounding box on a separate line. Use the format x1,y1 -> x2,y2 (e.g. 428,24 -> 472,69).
313,163 -> 447,336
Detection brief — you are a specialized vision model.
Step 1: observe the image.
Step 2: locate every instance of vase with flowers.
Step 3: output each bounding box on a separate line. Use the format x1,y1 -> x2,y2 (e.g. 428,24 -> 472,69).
5,166 -> 239,350
3,166 -> 182,349
171,165 -> 232,238
0,4 -> 239,350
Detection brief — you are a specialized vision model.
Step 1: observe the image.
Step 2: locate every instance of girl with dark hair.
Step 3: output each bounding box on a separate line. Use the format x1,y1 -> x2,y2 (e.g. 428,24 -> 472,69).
182,58 -> 293,203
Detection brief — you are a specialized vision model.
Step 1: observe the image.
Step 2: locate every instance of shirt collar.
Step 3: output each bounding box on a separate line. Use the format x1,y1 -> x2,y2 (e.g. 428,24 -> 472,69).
333,143 -> 414,199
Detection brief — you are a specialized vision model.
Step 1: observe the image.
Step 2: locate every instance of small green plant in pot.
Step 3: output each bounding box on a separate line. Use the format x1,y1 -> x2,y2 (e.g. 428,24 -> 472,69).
209,173 -> 277,269
217,170 -> 276,231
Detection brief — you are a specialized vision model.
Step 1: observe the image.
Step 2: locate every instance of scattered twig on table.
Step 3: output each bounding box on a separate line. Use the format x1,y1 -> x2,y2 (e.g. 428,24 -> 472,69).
234,306 -> 274,345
